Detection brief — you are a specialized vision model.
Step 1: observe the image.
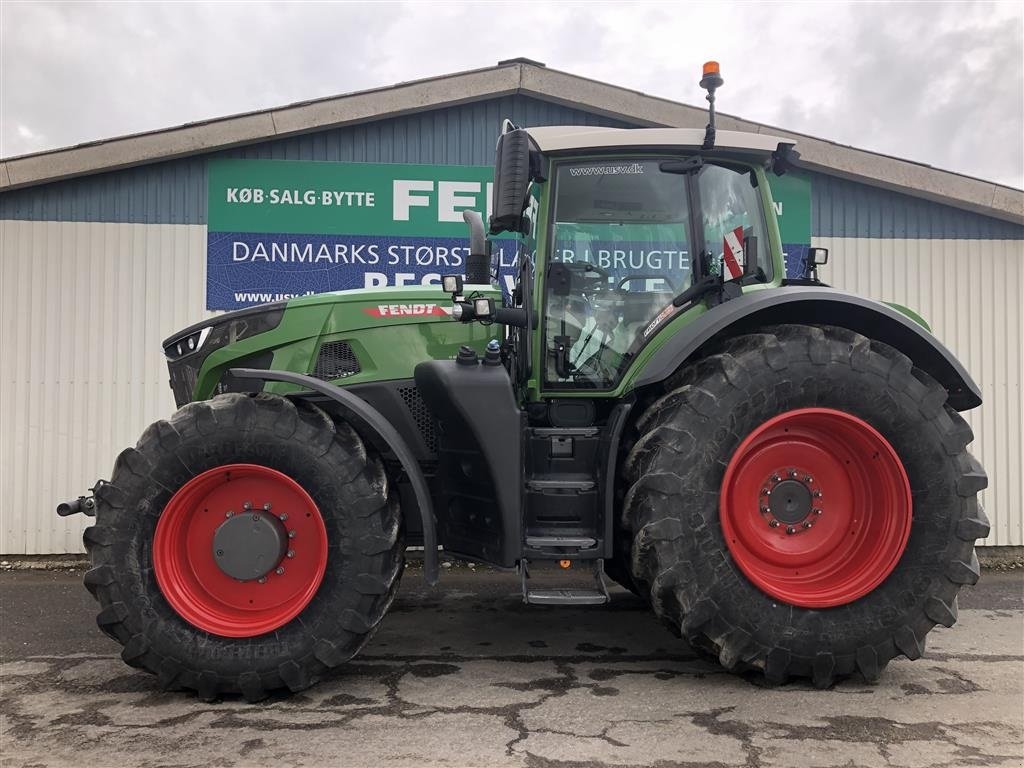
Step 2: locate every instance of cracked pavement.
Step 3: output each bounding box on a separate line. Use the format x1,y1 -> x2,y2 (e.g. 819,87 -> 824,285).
1,568 -> 1022,768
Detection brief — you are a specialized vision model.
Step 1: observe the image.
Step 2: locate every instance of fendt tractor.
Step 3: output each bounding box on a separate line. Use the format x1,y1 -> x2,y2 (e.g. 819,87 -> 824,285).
60,63 -> 989,700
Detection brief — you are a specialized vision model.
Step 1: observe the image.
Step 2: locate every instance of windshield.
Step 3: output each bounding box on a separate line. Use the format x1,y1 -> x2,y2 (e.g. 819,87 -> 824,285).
544,159 -> 692,388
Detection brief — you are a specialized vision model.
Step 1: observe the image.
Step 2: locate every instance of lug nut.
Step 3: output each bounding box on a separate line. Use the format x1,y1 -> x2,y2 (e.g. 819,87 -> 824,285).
760,506 -> 770,514
813,508 -> 823,515
275,567 -> 285,575
288,530 -> 296,539
243,501 -> 252,511
806,476 -> 814,484
771,475 -> 781,483
813,491 -> 822,498
761,487 -> 769,495
225,510 -> 234,518
789,469 -> 798,478
258,577 -> 266,584
279,513 -> 289,522
286,550 -> 295,559
786,526 -> 796,535
263,502 -> 272,511
803,521 -> 813,529
769,520 -> 780,528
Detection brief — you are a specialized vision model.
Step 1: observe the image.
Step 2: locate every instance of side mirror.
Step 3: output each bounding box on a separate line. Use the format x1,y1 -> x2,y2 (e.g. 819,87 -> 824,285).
490,127 -> 544,235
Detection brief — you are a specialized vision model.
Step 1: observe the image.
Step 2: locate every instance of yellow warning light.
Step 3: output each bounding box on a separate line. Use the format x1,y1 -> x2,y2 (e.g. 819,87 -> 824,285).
559,559 -> 572,569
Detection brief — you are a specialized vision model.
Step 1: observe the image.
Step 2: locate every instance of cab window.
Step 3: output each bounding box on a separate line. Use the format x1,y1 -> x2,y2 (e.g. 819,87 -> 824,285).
697,164 -> 771,282
544,159 -> 691,388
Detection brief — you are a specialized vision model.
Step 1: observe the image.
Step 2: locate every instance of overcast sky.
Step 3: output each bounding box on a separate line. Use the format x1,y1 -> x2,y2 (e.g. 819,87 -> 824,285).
2,1 -> 1022,188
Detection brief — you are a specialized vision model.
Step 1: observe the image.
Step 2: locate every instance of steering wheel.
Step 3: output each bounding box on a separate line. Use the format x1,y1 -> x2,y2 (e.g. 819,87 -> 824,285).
615,274 -> 677,293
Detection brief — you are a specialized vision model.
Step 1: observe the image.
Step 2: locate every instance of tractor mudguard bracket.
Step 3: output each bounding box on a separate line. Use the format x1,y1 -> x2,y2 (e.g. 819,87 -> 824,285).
229,367 -> 440,585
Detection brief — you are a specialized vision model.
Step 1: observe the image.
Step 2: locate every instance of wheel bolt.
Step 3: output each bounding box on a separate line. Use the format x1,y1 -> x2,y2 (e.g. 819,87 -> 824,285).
258,577 -> 266,584
225,510 -> 233,518
279,513 -> 289,522
789,469 -> 798,478
806,477 -> 814,484
813,491 -> 822,498
769,520 -> 779,528
243,501 -> 252,511
286,550 -> 295,558
288,530 -> 296,539
275,567 -> 285,575
771,475 -> 781,483
786,526 -> 796,535
263,502 -> 272,511
813,508 -> 823,515
803,521 -> 813,529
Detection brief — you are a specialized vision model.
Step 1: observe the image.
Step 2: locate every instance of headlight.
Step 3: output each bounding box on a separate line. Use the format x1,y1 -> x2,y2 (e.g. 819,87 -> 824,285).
163,303 -> 285,360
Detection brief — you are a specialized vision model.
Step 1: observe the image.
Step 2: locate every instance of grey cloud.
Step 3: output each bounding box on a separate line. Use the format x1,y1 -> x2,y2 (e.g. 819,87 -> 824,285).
1,1 -> 1020,188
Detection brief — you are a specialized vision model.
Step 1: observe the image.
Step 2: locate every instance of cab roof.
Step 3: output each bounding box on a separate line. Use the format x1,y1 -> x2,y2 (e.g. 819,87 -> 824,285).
526,126 -> 792,156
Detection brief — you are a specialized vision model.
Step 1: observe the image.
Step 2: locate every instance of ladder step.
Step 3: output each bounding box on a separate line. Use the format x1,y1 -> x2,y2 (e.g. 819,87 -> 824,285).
526,479 -> 596,492
525,588 -> 609,605
525,536 -> 597,549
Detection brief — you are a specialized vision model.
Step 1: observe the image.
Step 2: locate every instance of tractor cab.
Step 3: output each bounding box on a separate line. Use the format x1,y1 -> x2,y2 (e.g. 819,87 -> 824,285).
417,67 -> 807,602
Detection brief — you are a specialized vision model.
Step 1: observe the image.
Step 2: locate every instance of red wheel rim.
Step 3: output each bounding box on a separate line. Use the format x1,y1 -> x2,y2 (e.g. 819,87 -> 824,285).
153,464 -> 328,637
720,408 -> 911,608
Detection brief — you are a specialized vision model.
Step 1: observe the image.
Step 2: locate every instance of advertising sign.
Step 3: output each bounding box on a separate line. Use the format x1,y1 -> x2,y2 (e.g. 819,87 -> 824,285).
207,159 -> 811,310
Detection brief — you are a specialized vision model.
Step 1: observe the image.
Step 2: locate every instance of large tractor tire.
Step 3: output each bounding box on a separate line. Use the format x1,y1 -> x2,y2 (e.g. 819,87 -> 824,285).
622,324 -> 988,686
84,392 -> 403,701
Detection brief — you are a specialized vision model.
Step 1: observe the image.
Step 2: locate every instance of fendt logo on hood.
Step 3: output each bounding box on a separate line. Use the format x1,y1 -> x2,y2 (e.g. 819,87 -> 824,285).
363,303 -> 450,318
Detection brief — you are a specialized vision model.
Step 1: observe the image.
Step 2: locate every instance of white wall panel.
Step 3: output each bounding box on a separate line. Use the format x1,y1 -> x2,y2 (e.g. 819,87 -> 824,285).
0,220 -> 214,554
819,236 -> 1023,546
1,222 -> 1020,552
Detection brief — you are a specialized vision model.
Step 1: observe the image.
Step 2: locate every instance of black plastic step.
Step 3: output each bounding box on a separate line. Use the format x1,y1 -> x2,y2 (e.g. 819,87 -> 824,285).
524,536 -> 597,549
525,589 -> 608,605
520,558 -> 610,606
526,478 -> 596,492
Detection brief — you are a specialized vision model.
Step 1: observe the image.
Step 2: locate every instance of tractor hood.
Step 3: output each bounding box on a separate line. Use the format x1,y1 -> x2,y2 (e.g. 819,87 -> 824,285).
163,285 -> 500,406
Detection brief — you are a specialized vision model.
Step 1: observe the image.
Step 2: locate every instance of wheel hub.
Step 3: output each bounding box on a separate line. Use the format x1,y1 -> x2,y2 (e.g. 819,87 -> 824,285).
767,479 -> 813,525
212,511 -> 289,581
152,464 -> 328,638
720,408 -> 912,608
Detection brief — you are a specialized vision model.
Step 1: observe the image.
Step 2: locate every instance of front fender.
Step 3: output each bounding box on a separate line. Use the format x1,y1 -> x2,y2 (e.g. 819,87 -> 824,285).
631,287 -> 982,411
229,368 -> 439,584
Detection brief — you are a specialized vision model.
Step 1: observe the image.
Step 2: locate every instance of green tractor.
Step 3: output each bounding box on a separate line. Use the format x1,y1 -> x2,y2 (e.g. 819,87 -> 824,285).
61,64 -> 988,700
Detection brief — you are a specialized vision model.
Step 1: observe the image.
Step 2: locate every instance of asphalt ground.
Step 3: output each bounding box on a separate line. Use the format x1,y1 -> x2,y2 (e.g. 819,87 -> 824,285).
1,567 -> 1022,768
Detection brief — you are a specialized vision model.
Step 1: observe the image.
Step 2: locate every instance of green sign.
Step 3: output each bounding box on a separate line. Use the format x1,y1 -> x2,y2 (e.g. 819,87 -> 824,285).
208,159 -> 494,237
769,173 -> 812,245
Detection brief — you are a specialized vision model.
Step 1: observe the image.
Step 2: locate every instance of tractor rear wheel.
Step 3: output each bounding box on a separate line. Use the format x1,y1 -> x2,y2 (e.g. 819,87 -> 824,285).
84,393 -> 403,700
622,324 -> 988,686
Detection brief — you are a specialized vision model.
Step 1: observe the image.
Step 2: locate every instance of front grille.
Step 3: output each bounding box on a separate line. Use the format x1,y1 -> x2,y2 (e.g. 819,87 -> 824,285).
399,385 -> 437,454
312,341 -> 361,381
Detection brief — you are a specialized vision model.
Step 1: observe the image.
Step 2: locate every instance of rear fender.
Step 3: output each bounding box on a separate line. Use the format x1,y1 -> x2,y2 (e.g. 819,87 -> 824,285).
632,287 -> 982,411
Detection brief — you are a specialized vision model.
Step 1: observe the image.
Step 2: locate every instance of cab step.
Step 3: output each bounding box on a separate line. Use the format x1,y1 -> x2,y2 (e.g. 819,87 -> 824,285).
520,558 -> 610,605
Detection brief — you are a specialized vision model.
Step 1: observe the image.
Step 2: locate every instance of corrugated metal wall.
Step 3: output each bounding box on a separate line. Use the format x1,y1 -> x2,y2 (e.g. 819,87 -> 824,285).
0,220 -> 210,554
821,236 -> 1024,546
0,94 -> 1021,553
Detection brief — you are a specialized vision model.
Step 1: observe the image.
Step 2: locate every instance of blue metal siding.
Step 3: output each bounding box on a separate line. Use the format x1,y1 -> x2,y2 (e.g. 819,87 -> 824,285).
0,96 -> 630,225
2,97 -> 1021,241
809,171 -> 1023,240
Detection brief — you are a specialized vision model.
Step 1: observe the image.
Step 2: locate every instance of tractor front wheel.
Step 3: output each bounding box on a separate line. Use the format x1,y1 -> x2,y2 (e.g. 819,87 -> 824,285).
622,324 -> 989,686
84,393 -> 403,700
